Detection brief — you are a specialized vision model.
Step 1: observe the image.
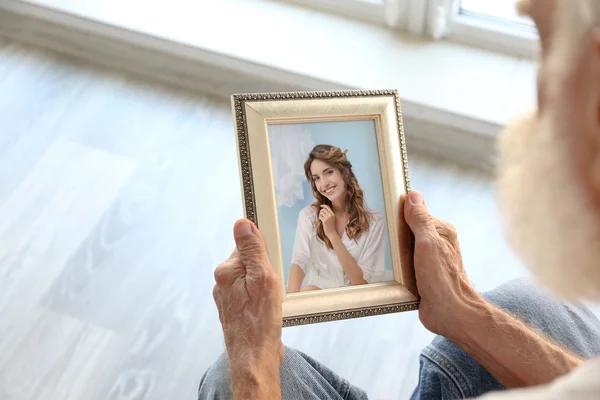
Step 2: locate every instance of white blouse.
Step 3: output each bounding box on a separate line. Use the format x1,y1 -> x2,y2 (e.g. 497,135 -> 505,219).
290,206 -> 387,289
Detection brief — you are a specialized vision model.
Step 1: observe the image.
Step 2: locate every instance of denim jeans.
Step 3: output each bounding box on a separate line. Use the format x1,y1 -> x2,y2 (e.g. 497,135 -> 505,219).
198,278 -> 600,399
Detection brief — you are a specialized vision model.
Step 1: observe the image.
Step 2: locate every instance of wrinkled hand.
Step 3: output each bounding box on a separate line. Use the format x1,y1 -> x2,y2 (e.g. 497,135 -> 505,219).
403,191 -> 481,338
319,205 -> 338,240
213,219 -> 284,369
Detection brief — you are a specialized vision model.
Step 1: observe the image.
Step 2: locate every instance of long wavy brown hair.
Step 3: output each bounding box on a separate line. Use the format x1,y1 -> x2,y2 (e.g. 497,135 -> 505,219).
304,144 -> 370,250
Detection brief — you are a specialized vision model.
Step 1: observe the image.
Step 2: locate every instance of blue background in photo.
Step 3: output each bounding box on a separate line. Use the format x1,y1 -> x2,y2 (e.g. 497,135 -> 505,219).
267,120 -> 392,285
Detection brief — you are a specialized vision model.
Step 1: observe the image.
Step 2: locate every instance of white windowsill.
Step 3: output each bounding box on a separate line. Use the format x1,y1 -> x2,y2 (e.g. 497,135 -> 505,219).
0,0 -> 538,170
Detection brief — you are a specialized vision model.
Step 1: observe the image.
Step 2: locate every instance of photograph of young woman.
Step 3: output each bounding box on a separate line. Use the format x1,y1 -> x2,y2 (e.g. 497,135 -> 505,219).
287,144 -> 387,292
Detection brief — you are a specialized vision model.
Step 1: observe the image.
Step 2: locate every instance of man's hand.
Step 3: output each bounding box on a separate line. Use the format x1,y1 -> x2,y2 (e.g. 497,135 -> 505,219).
403,191 -> 482,338
213,219 -> 283,399
404,191 -> 582,387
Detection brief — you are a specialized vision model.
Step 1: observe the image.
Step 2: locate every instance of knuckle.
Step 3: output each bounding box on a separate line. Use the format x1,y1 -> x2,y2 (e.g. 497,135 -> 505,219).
412,209 -> 434,227
443,223 -> 458,242
263,272 -> 281,291
434,219 -> 457,240
214,264 -> 230,285
415,233 -> 436,250
446,223 -> 458,239
238,236 -> 263,257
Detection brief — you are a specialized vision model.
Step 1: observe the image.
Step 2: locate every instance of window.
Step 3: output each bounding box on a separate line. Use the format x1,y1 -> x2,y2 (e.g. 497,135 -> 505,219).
436,0 -> 539,58
459,0 -> 534,28
278,0 -> 538,58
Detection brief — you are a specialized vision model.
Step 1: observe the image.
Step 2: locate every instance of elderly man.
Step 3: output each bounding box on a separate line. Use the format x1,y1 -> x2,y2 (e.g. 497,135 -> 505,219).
199,0 -> 600,398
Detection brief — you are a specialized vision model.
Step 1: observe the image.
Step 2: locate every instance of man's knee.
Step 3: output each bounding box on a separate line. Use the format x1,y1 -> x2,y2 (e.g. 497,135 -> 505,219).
483,277 -> 600,359
482,277 -> 560,319
198,352 -> 232,400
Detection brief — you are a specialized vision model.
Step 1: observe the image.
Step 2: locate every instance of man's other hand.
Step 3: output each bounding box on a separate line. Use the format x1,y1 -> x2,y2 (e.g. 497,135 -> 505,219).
404,191 -> 483,338
213,219 -> 284,371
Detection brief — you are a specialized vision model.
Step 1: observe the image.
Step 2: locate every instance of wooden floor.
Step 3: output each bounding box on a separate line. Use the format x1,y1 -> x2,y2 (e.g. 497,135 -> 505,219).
0,39 -> 533,400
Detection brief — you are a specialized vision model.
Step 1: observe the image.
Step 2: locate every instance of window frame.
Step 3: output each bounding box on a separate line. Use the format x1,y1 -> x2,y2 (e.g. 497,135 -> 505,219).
276,0 -> 429,33
438,0 -> 539,58
276,0 -> 386,26
276,0 -> 539,58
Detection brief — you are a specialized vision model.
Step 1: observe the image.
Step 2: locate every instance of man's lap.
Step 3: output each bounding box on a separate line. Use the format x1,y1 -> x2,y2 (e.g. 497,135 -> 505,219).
198,278 -> 600,400
198,345 -> 369,399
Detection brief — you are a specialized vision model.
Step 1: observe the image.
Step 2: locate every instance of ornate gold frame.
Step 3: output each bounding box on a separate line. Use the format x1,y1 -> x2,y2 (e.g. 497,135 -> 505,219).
231,89 -> 419,327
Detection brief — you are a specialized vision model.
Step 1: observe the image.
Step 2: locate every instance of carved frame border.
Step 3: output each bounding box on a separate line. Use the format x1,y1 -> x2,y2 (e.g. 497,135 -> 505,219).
231,89 -> 417,326
282,301 -> 420,327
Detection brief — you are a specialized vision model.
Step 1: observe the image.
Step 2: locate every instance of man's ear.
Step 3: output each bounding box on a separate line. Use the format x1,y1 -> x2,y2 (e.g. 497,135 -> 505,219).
571,30 -> 600,218
596,29 -> 600,127
588,31 -> 600,189
518,0 -> 556,55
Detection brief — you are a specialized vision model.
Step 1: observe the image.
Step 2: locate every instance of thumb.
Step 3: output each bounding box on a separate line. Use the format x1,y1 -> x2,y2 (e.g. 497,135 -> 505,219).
233,219 -> 269,272
404,191 -> 435,238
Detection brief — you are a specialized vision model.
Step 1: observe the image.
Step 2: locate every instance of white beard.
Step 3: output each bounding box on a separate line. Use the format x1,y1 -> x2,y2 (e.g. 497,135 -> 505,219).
495,110 -> 600,301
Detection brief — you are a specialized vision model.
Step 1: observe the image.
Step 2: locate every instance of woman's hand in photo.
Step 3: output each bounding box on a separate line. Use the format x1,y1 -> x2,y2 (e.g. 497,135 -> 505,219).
319,205 -> 338,240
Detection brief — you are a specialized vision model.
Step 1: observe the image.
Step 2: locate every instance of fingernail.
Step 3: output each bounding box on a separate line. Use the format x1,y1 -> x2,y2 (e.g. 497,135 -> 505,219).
234,220 -> 253,238
409,191 -> 424,205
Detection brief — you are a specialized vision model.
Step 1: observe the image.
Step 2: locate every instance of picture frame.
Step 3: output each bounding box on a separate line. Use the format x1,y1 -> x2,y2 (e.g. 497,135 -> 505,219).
231,89 -> 419,327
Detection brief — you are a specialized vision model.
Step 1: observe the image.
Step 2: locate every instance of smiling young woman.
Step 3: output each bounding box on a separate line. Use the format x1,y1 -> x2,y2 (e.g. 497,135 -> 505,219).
286,144 -> 387,292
